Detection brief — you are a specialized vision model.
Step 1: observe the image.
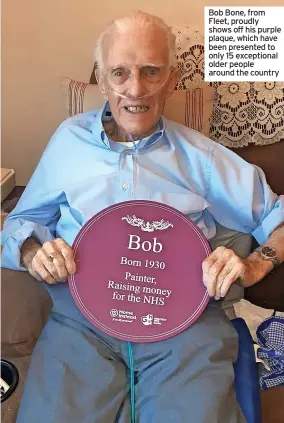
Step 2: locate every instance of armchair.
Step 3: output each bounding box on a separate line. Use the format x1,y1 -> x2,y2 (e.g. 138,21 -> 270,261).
2,24 -> 284,423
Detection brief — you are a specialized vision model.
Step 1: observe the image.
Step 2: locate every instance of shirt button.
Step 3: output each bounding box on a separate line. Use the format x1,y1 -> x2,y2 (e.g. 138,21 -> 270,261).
122,183 -> 128,190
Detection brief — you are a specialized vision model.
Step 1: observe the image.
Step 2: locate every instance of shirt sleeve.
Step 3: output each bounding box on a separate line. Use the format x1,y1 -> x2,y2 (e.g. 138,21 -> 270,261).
206,141 -> 284,245
1,127 -> 66,271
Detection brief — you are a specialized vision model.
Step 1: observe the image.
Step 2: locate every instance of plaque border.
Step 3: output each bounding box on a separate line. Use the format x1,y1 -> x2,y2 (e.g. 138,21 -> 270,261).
69,200 -> 210,342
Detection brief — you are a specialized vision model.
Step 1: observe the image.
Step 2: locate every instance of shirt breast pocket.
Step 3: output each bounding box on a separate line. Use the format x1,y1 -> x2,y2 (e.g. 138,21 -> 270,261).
150,191 -> 210,216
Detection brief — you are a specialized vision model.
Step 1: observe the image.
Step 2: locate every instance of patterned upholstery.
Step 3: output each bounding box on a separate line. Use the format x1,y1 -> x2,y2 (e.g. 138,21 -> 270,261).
61,77 -> 104,117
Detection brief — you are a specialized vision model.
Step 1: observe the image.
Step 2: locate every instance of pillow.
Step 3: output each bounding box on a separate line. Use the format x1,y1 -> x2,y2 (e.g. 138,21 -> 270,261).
209,82 -> 284,148
61,77 -> 213,136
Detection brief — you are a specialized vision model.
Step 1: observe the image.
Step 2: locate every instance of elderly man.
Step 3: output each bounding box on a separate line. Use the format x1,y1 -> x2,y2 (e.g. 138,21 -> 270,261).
2,11 -> 284,423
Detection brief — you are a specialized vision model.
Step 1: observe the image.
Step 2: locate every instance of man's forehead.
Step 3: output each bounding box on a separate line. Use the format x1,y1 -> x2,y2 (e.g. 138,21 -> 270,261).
104,26 -> 169,67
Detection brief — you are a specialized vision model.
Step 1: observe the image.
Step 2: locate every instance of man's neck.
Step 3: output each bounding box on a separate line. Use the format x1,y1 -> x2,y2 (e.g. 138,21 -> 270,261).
103,119 -> 158,142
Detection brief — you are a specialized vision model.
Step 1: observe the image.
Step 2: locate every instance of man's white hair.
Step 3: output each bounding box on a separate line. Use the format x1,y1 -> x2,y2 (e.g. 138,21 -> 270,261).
95,11 -> 177,71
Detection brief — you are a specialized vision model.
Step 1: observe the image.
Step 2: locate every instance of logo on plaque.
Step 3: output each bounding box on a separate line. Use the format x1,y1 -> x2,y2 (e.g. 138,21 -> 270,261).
69,200 -> 211,343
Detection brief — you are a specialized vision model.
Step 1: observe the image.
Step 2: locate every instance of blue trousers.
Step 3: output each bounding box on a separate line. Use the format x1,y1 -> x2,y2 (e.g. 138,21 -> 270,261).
17,224 -> 249,423
16,286 -> 246,423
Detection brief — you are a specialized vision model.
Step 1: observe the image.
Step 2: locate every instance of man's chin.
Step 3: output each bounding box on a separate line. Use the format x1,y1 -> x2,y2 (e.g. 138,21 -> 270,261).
118,120 -> 155,139
113,107 -> 160,139
122,126 -> 154,140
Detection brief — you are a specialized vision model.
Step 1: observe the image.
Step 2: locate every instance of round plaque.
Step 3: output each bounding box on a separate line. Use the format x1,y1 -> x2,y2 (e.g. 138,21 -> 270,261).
69,200 -> 211,343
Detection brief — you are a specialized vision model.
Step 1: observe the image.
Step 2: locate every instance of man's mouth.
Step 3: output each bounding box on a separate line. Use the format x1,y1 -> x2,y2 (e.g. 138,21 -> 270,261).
124,106 -> 150,113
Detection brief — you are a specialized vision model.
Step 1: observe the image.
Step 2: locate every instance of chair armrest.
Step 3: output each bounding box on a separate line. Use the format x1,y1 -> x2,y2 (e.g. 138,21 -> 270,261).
245,264 -> 284,312
1,268 -> 52,356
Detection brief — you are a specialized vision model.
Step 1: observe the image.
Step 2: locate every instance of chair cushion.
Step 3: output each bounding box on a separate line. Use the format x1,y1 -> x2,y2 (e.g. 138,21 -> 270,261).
1,269 -> 52,422
1,269 -> 52,354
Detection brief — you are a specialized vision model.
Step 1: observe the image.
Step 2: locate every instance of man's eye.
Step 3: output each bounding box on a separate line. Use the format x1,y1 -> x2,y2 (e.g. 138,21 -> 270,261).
144,67 -> 160,76
113,70 -> 125,77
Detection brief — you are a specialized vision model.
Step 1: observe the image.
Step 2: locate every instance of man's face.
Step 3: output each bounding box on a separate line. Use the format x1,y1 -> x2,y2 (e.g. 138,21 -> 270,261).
98,26 -> 179,138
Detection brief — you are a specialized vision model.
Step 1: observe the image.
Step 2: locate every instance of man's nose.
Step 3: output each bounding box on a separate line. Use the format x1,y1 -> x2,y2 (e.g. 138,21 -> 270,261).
126,70 -> 146,98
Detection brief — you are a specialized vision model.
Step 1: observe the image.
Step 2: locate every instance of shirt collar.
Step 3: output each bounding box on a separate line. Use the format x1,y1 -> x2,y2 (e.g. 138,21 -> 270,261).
91,102 -> 166,152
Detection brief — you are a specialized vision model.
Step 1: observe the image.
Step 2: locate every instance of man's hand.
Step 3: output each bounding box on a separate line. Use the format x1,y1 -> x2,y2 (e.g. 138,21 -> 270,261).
202,246 -> 272,300
21,238 -> 76,284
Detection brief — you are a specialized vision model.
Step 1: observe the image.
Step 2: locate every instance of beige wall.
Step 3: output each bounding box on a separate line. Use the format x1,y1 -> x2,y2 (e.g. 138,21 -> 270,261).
2,0 -> 282,185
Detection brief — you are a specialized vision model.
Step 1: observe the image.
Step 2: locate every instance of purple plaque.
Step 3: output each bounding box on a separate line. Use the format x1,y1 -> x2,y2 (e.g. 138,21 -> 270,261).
69,200 -> 211,343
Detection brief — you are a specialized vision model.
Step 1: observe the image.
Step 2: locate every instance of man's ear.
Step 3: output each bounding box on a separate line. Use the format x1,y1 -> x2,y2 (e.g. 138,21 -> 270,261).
95,68 -> 108,100
165,68 -> 181,99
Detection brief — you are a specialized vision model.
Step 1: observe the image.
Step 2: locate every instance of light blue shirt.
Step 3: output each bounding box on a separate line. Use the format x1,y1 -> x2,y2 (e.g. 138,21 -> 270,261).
2,103 -> 284,270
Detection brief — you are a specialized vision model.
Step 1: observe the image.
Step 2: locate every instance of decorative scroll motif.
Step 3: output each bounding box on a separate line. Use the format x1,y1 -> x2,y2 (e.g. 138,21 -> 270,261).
122,215 -> 174,232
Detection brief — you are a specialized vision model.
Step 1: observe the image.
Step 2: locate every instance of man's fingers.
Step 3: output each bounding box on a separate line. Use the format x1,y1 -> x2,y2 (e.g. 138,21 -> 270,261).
220,263 -> 245,297
202,256 -> 225,297
215,259 -> 245,299
202,256 -> 216,283
208,260 -> 226,297
202,246 -> 230,278
32,256 -> 56,284
51,255 -> 69,281
203,247 -> 239,298
219,265 -> 244,298
202,256 -> 216,296
214,259 -> 234,299
29,239 -> 75,284
29,265 -> 43,281
36,249 -> 61,280
208,246 -> 228,261
42,239 -> 75,278
54,239 -> 76,274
